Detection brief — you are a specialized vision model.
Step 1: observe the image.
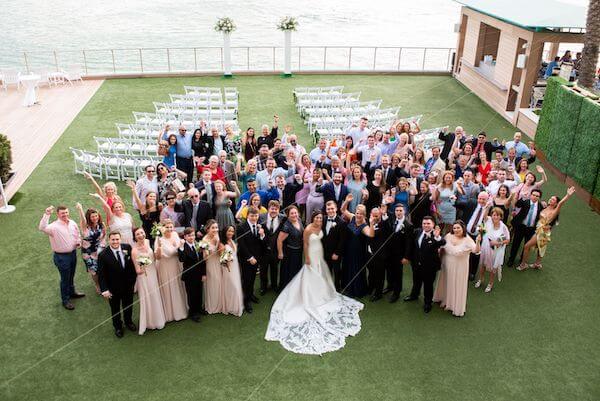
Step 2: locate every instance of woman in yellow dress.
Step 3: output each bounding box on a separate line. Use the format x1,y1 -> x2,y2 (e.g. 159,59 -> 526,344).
519,186 -> 575,270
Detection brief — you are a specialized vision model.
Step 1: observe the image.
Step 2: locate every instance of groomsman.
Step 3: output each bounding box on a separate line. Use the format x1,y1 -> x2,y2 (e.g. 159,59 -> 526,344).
259,201 -> 286,294
316,171 -> 348,210
383,204 -> 413,303
321,201 -> 346,290
178,228 -> 206,322
366,207 -> 391,302
509,189 -> 544,267
97,232 -> 137,337
236,207 -> 267,313
404,216 -> 446,313
462,191 -> 490,280
38,205 -> 84,310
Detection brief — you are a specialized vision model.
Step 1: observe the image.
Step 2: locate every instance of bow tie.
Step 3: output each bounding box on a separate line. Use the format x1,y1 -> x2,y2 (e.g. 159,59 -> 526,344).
328,218 -> 335,222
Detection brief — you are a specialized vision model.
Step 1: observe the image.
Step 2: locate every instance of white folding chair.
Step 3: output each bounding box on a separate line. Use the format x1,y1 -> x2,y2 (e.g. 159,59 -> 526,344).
1,69 -> 21,91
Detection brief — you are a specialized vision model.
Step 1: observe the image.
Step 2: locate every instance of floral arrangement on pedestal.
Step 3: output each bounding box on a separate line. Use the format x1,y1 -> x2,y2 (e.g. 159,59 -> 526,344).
214,17 -> 236,33
277,16 -> 298,31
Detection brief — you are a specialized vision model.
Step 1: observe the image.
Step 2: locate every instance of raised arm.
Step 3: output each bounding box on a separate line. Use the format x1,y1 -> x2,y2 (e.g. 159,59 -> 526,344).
38,206 -> 55,235
557,186 -> 576,210
83,172 -> 104,198
126,180 -> 146,214
75,202 -> 87,232
340,194 -> 354,222
90,193 -> 112,218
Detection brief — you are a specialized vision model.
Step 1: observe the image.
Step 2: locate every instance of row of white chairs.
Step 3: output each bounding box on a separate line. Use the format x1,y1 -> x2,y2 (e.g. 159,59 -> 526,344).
116,122 -> 241,141
132,112 -> 238,131
293,86 -> 344,101
153,102 -> 237,119
71,148 -> 163,181
169,93 -> 238,109
302,99 -> 382,119
183,86 -> 238,100
94,136 -> 158,156
313,117 -> 397,141
296,92 -> 361,112
306,104 -> 393,132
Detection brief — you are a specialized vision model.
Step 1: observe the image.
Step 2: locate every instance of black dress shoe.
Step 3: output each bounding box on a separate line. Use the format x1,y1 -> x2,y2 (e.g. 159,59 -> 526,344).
200,309 -> 208,315
403,295 -> 417,302
259,288 -> 267,296
245,305 -> 253,314
126,322 -> 137,332
115,328 -> 124,338
190,315 -> 201,322
251,295 -> 260,304
71,292 -> 85,299
382,288 -> 392,295
424,304 -> 432,313
468,274 -> 475,281
370,294 -> 382,302
389,294 -> 400,303
63,302 -> 75,310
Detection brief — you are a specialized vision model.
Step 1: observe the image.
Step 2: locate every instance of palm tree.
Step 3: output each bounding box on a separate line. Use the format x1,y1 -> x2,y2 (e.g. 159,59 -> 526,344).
578,0 -> 599,89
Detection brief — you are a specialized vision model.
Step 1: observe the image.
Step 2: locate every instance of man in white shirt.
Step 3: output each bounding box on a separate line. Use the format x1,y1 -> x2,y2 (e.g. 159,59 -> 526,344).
309,138 -> 330,164
256,158 -> 295,191
486,169 -> 520,196
285,134 -> 306,160
134,165 -> 158,211
345,117 -> 369,149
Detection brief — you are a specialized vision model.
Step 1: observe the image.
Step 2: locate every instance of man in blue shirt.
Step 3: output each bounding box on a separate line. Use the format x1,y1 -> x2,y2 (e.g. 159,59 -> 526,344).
505,132 -> 530,159
544,57 -> 560,79
170,125 -> 194,185
237,178 -> 278,209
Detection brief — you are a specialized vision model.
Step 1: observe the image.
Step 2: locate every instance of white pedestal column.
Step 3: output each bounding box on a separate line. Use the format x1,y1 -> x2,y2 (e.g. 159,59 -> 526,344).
0,177 -> 16,213
223,32 -> 232,77
284,30 -> 292,76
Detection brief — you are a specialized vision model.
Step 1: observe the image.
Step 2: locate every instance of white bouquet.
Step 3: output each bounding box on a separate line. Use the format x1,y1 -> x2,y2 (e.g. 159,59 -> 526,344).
137,256 -> 152,275
277,16 -> 298,31
195,240 -> 210,253
214,17 -> 236,33
219,248 -> 234,271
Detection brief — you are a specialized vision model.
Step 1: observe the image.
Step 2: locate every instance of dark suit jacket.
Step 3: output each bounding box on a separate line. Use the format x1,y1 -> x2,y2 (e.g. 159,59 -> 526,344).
368,220 -> 391,260
364,161 -> 402,189
469,139 -> 504,161
268,182 -> 303,209
316,182 -> 349,210
384,217 -> 413,259
194,181 -> 217,208
174,199 -> 213,232
438,131 -> 466,161
177,242 -> 206,282
321,215 -> 346,259
410,229 -> 446,272
236,221 -> 267,265
197,134 -> 226,159
259,213 -> 287,254
97,245 -> 137,295
512,199 -> 544,226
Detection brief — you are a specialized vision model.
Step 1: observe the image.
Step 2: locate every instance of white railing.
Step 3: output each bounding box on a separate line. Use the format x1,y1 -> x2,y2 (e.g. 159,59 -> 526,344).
16,46 -> 455,76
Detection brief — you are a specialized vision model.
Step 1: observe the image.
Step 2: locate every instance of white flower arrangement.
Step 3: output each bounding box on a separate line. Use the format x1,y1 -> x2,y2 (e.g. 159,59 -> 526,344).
214,17 -> 236,33
195,240 -> 210,252
137,256 -> 152,275
219,248 -> 234,271
277,16 -> 298,31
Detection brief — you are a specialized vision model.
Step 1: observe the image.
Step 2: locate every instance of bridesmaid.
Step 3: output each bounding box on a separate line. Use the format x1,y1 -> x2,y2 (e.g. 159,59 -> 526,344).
75,203 -> 105,294
340,194 -> 375,298
277,206 -> 304,290
92,194 -> 134,246
475,208 -> 510,293
131,227 -> 166,335
155,219 -> 188,321
202,220 -> 225,314
433,220 -> 479,317
220,225 -> 244,316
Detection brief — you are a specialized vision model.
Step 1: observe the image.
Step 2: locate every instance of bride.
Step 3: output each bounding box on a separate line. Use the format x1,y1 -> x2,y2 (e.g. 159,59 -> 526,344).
265,211 -> 364,355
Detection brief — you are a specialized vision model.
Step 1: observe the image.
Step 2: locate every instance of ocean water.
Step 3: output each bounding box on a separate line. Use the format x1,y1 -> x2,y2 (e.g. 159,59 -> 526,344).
0,0 -> 462,71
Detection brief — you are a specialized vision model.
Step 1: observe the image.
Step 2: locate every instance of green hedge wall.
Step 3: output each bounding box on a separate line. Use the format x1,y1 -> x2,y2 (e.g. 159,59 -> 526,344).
535,77 -> 567,152
544,86 -> 584,172
568,99 -> 600,193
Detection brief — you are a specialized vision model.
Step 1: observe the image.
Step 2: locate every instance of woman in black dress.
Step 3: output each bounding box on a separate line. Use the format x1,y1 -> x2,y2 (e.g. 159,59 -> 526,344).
277,205 -> 304,290
365,169 -> 385,214
242,127 -> 258,162
127,182 -> 163,247
410,180 -> 433,228
340,194 -> 375,298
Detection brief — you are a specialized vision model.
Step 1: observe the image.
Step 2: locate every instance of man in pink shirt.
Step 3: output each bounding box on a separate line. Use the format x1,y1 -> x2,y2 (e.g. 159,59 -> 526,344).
39,205 -> 84,310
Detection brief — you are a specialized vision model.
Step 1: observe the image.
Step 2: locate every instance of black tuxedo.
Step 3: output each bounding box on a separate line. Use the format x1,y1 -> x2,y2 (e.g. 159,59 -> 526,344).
364,161 -> 402,189
321,215 -> 346,290
174,199 -> 213,236
438,130 -> 466,161
408,229 -> 446,306
197,135 -> 226,160
273,182 -> 302,209
367,220 -> 392,297
97,245 -> 137,330
384,217 -> 413,296
508,199 -> 544,265
468,139 -> 504,161
236,221 -> 267,307
259,212 -> 287,292
316,182 -> 349,210
178,242 -> 206,318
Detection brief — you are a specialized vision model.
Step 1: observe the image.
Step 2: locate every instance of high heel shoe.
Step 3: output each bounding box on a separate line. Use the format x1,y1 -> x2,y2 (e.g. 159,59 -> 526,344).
485,284 -> 493,293
474,280 -> 481,288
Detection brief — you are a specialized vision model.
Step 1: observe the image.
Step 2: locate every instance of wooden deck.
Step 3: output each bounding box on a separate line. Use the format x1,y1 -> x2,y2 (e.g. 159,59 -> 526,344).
0,80 -> 104,203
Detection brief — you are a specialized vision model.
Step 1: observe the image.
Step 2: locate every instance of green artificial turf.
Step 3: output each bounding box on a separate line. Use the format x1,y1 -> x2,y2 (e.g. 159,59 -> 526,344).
0,75 -> 599,401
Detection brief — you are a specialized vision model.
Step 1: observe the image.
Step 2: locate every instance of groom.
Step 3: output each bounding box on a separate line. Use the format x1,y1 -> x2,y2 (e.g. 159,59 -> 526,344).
404,216 -> 445,313
97,231 -> 137,337
321,201 -> 346,291
236,207 -> 267,313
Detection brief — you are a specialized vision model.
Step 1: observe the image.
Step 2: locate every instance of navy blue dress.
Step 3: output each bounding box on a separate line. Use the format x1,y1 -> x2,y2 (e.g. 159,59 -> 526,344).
342,218 -> 368,297
278,220 -> 304,290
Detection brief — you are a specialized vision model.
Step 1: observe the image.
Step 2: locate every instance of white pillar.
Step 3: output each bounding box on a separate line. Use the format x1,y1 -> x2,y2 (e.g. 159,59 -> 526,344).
284,30 -> 292,76
0,177 -> 16,213
223,32 -> 232,76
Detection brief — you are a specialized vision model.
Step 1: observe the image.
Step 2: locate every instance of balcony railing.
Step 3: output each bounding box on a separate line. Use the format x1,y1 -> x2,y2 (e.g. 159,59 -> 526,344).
16,46 -> 455,76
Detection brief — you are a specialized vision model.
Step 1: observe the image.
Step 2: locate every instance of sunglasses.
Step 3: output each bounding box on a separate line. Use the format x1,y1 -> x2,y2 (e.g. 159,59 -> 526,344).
146,170 -> 155,173
166,197 -> 175,200
191,195 -> 200,198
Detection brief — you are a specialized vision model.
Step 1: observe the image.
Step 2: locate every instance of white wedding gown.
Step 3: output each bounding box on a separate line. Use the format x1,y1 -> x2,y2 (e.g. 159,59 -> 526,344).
265,231 -> 364,355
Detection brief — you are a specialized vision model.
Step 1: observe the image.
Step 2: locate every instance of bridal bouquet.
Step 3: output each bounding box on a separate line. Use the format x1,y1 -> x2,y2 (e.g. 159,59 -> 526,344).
137,256 -> 152,275
214,17 -> 236,33
195,240 -> 210,253
219,248 -> 234,272
150,222 -> 165,238
477,222 -> 486,237
277,16 -> 298,31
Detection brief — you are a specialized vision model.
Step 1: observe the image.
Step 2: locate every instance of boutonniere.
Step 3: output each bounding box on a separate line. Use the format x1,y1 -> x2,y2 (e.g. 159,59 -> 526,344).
122,250 -> 129,255
331,222 -> 337,228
